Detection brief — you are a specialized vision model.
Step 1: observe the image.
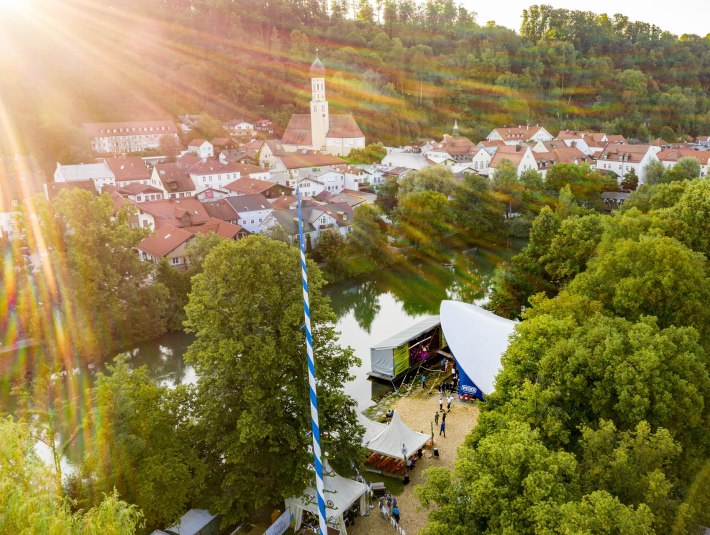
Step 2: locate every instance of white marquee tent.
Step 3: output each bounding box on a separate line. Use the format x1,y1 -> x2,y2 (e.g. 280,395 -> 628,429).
364,411 -> 430,459
440,300 -> 517,398
285,462 -> 368,535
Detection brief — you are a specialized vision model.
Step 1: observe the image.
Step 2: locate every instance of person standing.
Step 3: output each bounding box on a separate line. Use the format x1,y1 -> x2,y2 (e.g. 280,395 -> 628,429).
421,373 -> 427,388
434,411 -> 439,426
439,396 -> 444,412
447,394 -> 453,412
439,420 -> 446,437
392,504 -> 400,524
442,411 -> 446,424
440,357 -> 447,371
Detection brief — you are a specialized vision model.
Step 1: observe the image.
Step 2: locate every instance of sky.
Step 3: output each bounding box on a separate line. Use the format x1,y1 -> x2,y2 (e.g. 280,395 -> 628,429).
462,0 -> 710,38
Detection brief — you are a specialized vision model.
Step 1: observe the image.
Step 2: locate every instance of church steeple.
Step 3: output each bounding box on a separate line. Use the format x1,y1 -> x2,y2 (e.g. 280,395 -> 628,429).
453,119 -> 460,136
310,51 -> 329,151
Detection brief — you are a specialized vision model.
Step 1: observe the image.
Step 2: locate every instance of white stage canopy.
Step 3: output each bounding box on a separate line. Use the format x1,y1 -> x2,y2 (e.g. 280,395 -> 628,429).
285,462 -> 367,535
440,300 -> 516,397
364,411 -> 430,459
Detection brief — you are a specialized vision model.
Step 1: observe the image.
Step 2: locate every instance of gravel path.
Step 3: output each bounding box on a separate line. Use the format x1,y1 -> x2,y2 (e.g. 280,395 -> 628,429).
350,391 -> 479,535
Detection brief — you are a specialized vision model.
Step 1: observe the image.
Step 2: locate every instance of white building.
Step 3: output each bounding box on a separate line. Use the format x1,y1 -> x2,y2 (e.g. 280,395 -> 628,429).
470,147 -> 494,176
83,120 -> 179,154
187,139 -> 214,159
656,148 -> 710,178
281,56 -> 366,156
223,119 -> 254,137
54,162 -> 116,192
488,145 -> 537,177
486,125 -> 553,146
595,144 -> 661,184
224,194 -> 273,234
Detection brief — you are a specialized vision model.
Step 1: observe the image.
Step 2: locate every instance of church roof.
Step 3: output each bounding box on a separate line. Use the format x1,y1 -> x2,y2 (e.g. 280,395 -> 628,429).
310,56 -> 326,77
282,114 -> 364,146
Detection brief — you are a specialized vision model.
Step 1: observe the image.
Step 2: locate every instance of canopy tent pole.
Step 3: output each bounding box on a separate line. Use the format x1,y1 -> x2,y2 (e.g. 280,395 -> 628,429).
298,186 -> 328,535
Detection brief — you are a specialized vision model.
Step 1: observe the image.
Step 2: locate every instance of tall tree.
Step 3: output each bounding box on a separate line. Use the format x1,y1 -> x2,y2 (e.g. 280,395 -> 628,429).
183,236 -> 362,525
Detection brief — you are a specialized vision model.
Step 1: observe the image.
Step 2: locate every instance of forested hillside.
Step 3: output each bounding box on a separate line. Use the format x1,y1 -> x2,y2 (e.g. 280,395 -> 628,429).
1,0 -> 709,172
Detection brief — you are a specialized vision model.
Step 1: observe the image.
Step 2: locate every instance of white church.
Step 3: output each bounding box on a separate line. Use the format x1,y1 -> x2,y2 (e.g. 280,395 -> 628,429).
281,55 -> 366,157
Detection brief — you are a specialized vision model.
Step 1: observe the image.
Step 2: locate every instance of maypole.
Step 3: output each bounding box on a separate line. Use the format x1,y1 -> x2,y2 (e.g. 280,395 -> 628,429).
297,186 -> 328,535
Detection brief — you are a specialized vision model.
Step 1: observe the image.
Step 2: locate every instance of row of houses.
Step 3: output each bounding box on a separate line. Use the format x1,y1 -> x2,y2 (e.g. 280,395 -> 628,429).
383,126 -> 710,184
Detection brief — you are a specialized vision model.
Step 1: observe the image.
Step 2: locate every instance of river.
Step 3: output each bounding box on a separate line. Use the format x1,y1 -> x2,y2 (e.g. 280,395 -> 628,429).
18,242 -> 523,472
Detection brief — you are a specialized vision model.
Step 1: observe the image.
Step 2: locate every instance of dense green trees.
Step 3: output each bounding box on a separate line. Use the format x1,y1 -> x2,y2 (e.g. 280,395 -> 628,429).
183,236 -> 362,525
423,179 -> 710,533
31,189 -> 169,358
76,357 -> 206,531
4,1 -> 709,171
0,417 -> 144,534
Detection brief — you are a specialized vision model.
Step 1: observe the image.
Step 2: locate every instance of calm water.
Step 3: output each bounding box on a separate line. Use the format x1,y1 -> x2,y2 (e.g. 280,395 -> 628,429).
13,243 -> 522,472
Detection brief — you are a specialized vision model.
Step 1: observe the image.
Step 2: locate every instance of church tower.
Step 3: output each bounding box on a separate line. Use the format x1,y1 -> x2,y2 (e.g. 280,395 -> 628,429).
310,53 -> 329,151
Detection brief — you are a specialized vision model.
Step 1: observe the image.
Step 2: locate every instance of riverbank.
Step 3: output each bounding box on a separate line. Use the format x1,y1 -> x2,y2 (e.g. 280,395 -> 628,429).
351,389 -> 479,535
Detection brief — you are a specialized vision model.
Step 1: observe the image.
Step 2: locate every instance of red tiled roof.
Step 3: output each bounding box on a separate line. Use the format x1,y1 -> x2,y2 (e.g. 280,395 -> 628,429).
270,194 -> 297,209
118,183 -> 163,195
154,163 -> 196,193
224,177 -> 274,195
533,146 -> 588,166
657,148 -> 710,164
84,120 -> 177,138
489,145 -> 530,168
202,198 -> 239,222
281,114 -> 364,146
491,126 -> 545,141
597,143 -> 652,164
137,224 -> 193,258
188,139 -> 207,147
185,217 -> 244,239
138,198 -> 209,228
105,157 -> 150,182
180,158 -> 242,176
45,180 -> 97,200
278,152 -> 347,169
431,135 -> 477,156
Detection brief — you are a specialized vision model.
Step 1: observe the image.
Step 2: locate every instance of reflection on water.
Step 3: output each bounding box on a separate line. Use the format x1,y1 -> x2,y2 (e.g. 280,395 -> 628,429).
3,243 -> 523,472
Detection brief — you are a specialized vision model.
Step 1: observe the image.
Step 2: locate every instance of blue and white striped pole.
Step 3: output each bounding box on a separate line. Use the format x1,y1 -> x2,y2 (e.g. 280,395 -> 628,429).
298,186 -> 328,535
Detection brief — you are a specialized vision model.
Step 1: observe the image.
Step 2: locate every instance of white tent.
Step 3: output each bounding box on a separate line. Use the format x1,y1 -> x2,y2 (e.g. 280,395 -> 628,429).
361,417 -> 388,445
365,411 -> 430,459
440,300 -> 516,397
285,462 -> 368,535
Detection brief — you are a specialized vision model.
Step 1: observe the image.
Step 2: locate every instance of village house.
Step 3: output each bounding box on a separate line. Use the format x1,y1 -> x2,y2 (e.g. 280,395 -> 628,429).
223,119 -> 254,137
224,194 -> 273,234
486,125 -> 553,146
260,197 -> 354,242
259,140 -> 288,168
105,157 -> 152,188
532,145 -> 590,178
53,161 -> 116,192
132,197 -> 210,230
334,164 -> 378,190
224,177 -> 291,199
45,180 -> 98,200
210,138 -> 239,156
555,131 -> 627,156
150,163 -> 197,199
1,156 -> 47,239
137,217 -> 244,269
425,125 -> 479,162
187,139 -> 214,159
281,56 -> 365,156
314,189 -> 377,208
469,147 -> 495,176
595,143 -> 661,184
488,145 -> 538,177
202,198 -> 239,225
270,151 -> 347,188
110,183 -> 164,203
656,148 -> 710,178
83,120 -> 179,154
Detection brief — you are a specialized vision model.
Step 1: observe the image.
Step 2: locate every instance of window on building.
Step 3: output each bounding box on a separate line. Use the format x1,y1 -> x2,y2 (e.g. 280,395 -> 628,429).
171,257 -> 180,265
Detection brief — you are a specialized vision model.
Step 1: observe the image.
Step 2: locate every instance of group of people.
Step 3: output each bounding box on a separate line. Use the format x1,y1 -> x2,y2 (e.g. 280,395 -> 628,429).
436,394 -> 454,437
379,494 -> 401,524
